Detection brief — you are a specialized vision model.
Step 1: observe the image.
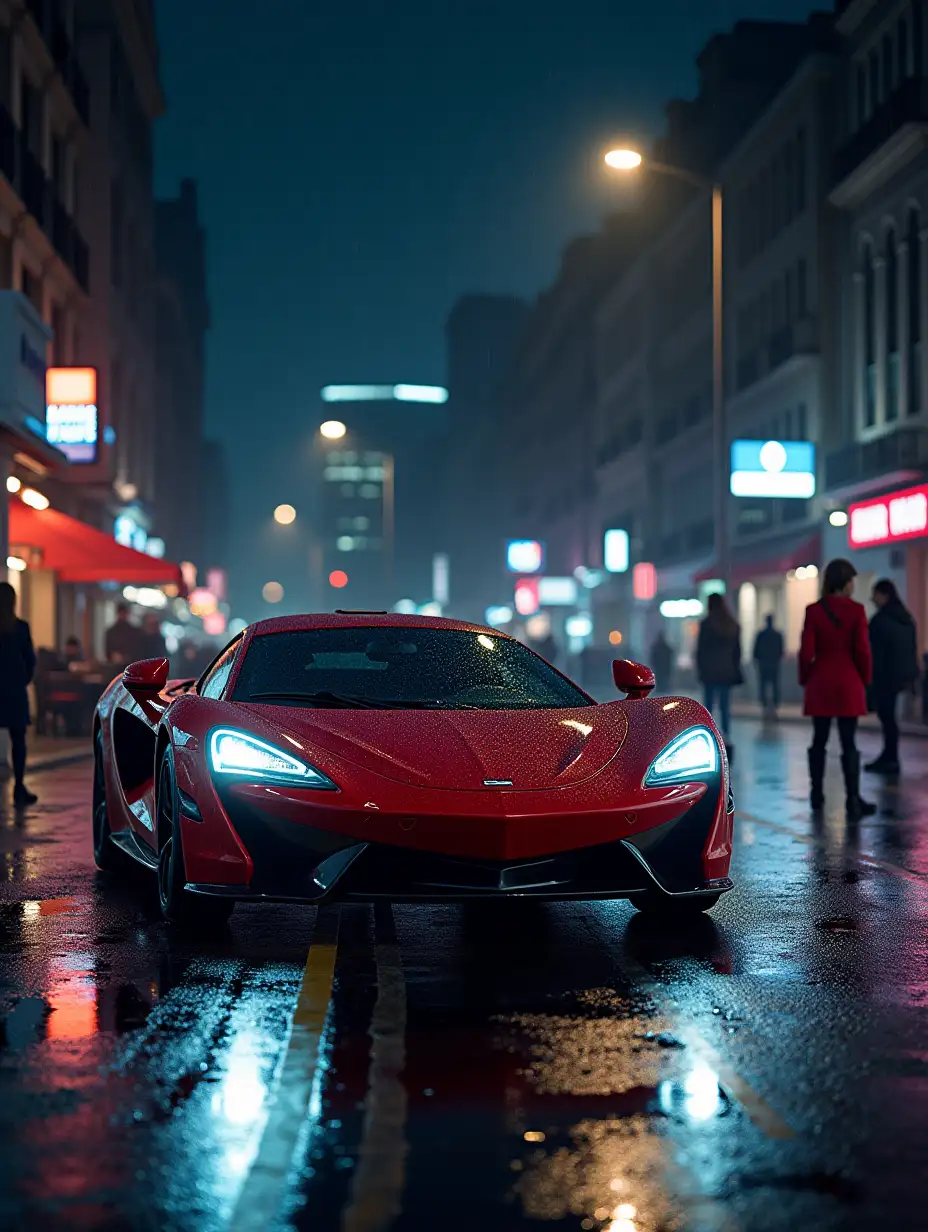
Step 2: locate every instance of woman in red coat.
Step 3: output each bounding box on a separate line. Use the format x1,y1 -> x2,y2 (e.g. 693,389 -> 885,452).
799,558 -> 875,818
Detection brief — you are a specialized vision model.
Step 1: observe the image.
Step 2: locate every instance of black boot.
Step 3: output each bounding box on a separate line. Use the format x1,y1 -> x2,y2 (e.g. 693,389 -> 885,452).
808,746 -> 825,811
841,750 -> 876,818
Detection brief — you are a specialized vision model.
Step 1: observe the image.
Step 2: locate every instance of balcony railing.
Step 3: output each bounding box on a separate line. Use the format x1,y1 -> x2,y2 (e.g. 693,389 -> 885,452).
0,102 -> 89,291
824,425 -> 928,490
833,78 -> 928,186
51,21 -> 90,125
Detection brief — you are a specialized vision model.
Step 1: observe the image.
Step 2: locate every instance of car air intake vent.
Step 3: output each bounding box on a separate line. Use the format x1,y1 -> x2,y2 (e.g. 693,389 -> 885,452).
334,609 -> 388,614
727,787 -> 735,814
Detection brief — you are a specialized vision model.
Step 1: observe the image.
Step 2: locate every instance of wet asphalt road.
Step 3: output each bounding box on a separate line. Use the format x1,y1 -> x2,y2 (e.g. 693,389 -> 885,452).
2,719 -> 928,1231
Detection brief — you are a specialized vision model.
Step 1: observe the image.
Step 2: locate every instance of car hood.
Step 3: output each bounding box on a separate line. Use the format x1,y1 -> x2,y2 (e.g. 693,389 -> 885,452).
235,703 -> 628,790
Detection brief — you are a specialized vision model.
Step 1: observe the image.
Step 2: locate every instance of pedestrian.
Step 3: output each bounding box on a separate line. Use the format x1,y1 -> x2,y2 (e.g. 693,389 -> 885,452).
752,614 -> 784,716
696,593 -> 743,755
62,635 -> 83,665
0,582 -> 38,806
140,612 -> 168,661
105,602 -> 142,666
649,628 -> 674,693
866,579 -> 918,775
799,558 -> 875,818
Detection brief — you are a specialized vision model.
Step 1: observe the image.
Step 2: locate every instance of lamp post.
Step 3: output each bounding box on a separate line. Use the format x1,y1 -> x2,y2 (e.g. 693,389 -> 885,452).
604,148 -> 727,588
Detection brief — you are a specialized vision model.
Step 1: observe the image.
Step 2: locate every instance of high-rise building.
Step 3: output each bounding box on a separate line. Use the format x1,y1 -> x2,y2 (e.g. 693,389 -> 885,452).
154,178 -> 210,566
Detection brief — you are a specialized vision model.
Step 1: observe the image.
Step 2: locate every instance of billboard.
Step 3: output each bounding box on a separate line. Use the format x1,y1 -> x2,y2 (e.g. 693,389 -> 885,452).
46,367 -> 98,463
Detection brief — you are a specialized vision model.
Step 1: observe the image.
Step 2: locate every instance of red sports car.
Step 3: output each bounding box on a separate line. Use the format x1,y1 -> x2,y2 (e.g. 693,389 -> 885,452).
92,614 -> 733,924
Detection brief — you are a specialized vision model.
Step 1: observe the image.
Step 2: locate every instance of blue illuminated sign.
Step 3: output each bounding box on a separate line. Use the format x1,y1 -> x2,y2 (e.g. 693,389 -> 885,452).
730,440 -> 815,499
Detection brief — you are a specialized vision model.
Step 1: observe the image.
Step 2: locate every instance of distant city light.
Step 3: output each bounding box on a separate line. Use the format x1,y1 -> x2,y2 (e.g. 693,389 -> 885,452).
660,599 -> 703,618
320,384 -> 448,404
633,562 -> 657,601
20,487 -> 49,511
392,384 -> 448,403
393,599 -> 417,614
336,536 -> 355,551
262,581 -> 284,604
329,570 -> 348,589
605,148 -> 643,171
485,605 -> 513,627
319,420 -> 347,440
506,540 -> 545,574
537,576 -> 578,606
6,476 -> 20,493
604,529 -> 630,573
274,503 -> 297,525
565,614 -> 593,638
794,565 -> 819,581
418,601 -> 442,616
829,510 -> 849,527
525,613 -> 551,640
514,578 -> 540,616
228,619 -> 248,636
6,555 -> 26,572
608,629 -> 623,646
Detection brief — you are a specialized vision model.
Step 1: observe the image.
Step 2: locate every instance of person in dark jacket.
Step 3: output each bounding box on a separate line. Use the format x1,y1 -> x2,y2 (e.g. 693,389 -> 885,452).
799,558 -> 875,818
696,593 -> 742,750
140,613 -> 168,661
649,629 -> 674,693
0,582 -> 38,806
752,615 -> 784,716
866,579 -> 918,774
105,602 -> 143,666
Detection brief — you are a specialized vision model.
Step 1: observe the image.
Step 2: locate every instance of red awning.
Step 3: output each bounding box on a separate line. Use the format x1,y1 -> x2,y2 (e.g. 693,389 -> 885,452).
9,501 -> 184,588
693,532 -> 820,587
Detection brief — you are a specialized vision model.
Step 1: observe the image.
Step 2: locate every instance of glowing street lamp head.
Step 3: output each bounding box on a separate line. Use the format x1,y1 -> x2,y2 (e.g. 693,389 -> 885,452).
273,503 -> 296,526
320,420 -> 347,440
604,148 -> 643,171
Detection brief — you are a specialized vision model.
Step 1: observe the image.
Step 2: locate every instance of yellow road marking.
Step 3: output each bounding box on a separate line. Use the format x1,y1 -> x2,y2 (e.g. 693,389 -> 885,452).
230,906 -> 340,1231
342,903 -> 409,1231
737,809 -> 928,889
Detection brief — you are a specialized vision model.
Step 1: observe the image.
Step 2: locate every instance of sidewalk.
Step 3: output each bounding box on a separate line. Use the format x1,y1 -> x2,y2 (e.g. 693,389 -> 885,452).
731,701 -> 928,738
0,735 -> 91,776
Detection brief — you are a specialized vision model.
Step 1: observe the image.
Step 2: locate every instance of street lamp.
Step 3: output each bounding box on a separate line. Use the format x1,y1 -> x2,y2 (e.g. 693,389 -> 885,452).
319,420 -> 347,441
273,503 -> 296,525
604,147 -> 727,587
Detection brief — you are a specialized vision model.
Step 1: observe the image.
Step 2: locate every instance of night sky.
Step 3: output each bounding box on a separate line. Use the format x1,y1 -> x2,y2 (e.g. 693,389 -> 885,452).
154,0 -> 820,619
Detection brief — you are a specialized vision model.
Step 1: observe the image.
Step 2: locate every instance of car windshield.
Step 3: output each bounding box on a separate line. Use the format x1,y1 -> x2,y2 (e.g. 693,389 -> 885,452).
231,627 -> 593,711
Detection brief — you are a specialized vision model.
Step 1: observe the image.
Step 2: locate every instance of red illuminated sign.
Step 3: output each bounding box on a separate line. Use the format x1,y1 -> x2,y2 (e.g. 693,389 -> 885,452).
848,484 -> 928,549
633,562 -> 657,601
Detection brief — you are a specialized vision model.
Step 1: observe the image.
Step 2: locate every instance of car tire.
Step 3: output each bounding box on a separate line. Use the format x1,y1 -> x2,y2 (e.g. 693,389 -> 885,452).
92,731 -> 122,873
630,892 -> 721,918
156,748 -> 234,928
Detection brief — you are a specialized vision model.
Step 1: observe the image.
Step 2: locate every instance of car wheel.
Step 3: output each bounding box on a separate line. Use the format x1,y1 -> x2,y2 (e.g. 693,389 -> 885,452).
156,748 -> 234,928
630,892 -> 721,918
92,731 -> 121,872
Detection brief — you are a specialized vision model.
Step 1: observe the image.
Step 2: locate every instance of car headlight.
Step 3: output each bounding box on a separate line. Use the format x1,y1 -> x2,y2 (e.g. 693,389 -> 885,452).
645,726 -> 719,785
209,729 -> 337,789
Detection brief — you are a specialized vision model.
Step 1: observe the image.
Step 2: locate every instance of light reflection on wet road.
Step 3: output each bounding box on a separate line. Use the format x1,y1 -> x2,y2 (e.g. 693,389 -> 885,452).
1,718 -> 927,1230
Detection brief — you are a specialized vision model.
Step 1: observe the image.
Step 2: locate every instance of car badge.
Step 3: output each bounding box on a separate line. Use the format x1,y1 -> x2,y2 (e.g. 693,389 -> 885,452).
483,779 -> 513,787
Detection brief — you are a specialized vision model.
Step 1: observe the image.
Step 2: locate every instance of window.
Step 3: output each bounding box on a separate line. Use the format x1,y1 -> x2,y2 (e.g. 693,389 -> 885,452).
796,129 -> 807,213
886,228 -> 900,418
785,269 -> 794,322
797,258 -> 808,315
51,302 -> 67,366
199,639 -> 242,699
898,17 -> 909,81
856,62 -> 867,126
869,48 -> 880,111
883,33 -> 894,96
864,241 -> 876,426
797,402 -> 808,440
110,180 -> 123,287
231,628 -> 593,711
908,206 -> 921,416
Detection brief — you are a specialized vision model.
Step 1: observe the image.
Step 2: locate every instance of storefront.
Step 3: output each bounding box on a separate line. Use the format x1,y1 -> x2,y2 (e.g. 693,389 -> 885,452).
846,483 -> 928,648
7,493 -> 185,654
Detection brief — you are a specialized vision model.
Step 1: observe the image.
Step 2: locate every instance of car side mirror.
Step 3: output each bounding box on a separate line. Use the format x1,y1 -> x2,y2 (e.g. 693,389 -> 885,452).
613,659 -> 655,700
123,657 -> 169,699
